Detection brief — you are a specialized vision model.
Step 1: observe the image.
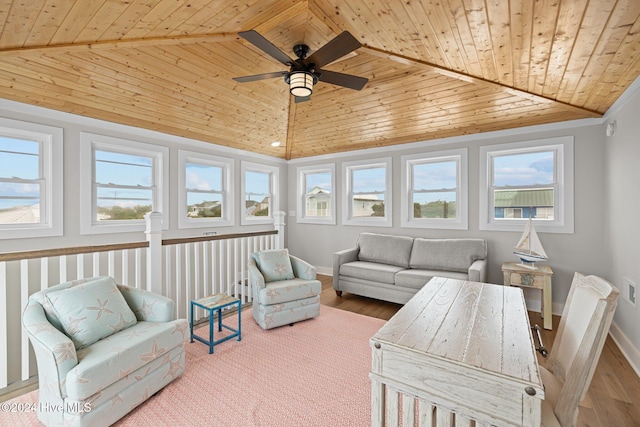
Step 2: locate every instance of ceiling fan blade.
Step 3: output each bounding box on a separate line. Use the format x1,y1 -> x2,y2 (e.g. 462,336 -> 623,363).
238,30 -> 293,66
232,71 -> 288,83
306,31 -> 362,69
316,69 -> 368,90
294,95 -> 311,103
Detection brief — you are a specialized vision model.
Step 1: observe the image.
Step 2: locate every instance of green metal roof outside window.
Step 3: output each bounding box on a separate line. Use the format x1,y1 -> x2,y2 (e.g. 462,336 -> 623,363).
494,188 -> 553,208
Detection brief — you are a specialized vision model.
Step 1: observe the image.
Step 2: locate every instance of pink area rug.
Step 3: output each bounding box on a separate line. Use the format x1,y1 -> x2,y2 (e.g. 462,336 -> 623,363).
1,306 -> 385,426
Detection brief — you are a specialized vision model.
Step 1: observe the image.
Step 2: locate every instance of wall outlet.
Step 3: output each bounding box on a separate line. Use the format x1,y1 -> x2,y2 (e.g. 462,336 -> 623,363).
289,210 -> 296,217
623,277 -> 636,307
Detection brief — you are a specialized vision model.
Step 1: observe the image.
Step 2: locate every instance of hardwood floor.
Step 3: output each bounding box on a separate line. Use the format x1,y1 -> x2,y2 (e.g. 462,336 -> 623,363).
318,274 -> 640,427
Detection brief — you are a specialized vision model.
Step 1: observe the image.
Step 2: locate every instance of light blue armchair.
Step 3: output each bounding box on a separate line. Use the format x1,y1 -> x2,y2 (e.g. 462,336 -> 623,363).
22,276 -> 187,427
248,249 -> 321,329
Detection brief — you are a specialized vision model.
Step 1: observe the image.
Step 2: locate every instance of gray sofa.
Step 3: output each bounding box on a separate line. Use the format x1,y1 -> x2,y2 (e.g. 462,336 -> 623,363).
333,232 -> 487,304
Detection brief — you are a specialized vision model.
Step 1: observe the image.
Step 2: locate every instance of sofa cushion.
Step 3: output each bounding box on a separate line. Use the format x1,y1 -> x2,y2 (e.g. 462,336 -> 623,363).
395,270 -> 468,290
255,249 -> 296,283
66,320 -> 187,400
44,276 -> 137,349
409,238 -> 487,273
340,261 -> 405,285
357,232 -> 414,268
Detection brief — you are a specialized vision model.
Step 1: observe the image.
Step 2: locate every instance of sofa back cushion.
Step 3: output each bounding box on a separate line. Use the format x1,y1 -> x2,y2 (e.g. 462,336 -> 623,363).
43,276 -> 137,349
409,238 -> 487,273
357,232 -> 414,268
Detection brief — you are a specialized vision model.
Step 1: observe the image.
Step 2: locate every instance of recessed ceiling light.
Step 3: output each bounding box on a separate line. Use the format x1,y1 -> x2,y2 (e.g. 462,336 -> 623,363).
271,141 -> 281,147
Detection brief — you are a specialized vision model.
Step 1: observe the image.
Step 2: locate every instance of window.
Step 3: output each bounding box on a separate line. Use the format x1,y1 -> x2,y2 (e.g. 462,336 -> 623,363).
179,150 -> 234,228
401,148 -> 468,230
342,158 -> 392,227
80,133 -> 168,234
297,164 -> 336,225
241,161 -> 278,225
480,136 -> 574,233
0,118 -> 63,239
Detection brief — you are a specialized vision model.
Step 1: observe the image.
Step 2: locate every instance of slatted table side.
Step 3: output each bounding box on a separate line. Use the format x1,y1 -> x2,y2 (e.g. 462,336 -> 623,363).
371,344 -> 541,426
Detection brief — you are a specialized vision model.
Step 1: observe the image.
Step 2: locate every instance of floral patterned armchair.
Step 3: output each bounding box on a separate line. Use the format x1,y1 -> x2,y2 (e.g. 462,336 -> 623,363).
22,276 -> 187,427
248,249 -> 321,329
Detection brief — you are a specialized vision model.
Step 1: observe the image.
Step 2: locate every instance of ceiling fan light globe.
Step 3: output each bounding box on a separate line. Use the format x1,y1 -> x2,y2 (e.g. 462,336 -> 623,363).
289,71 -> 314,97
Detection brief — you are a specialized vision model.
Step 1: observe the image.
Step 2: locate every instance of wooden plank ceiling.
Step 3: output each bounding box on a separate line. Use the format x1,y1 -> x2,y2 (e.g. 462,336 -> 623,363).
0,0 -> 638,159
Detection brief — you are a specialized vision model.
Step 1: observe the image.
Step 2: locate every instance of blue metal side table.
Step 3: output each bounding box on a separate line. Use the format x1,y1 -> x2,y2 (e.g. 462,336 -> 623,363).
190,293 -> 242,354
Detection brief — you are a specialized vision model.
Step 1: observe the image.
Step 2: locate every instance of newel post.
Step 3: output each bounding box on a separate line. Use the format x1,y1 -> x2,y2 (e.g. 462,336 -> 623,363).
274,211 -> 286,249
145,212 -> 163,295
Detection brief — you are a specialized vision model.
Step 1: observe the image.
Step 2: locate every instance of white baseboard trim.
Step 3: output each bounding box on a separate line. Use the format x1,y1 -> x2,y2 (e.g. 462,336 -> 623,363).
316,266 -> 333,276
609,321 -> 640,377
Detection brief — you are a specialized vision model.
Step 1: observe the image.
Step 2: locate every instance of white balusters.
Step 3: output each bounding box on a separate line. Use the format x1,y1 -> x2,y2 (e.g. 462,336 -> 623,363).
0,261 -> 7,389
135,248 -> 143,288
92,252 -> 100,276
59,255 -> 67,282
1,227 -> 279,396
20,260 -> 29,382
108,251 -> 115,278
76,253 -> 84,279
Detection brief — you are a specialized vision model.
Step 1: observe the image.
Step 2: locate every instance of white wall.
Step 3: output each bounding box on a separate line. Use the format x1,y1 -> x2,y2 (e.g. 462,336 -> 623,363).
0,99 -> 288,254
604,82 -> 640,373
287,123 -> 608,311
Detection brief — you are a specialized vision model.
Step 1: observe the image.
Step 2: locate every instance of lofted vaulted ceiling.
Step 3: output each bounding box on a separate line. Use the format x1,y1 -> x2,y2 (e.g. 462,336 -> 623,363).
0,0 -> 638,159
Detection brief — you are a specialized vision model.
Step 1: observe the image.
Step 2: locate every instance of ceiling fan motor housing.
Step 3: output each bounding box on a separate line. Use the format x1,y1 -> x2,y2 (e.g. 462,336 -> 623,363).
285,45 -> 318,87
293,44 -> 310,60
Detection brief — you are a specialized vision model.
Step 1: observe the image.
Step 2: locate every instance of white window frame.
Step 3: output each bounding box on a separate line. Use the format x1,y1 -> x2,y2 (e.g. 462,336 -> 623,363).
80,133 -> 169,235
401,148 -> 468,230
178,150 -> 234,229
297,163 -> 336,225
479,136 -> 574,233
240,161 -> 278,226
0,118 -> 63,239
342,157 -> 392,227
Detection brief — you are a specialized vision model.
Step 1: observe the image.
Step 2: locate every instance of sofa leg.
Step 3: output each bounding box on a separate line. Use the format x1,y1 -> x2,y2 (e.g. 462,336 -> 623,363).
335,290 -> 342,297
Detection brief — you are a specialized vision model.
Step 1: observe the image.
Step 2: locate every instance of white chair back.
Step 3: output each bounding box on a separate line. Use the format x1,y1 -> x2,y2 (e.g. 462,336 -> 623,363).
545,272 -> 619,426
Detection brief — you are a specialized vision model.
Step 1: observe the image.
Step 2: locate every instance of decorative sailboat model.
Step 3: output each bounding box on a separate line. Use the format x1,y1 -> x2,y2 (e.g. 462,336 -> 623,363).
513,218 -> 548,269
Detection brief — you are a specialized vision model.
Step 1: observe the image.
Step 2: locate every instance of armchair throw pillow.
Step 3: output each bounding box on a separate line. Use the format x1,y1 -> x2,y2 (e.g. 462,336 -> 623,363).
44,276 -> 137,349
255,249 -> 295,283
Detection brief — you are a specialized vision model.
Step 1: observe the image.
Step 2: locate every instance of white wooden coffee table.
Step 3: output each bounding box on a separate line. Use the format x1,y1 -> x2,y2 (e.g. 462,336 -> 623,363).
370,277 -> 544,426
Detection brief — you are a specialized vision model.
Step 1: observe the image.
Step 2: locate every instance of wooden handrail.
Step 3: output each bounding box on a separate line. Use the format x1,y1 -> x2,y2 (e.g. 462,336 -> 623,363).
0,230 -> 279,262
162,230 -> 278,246
0,241 -> 149,262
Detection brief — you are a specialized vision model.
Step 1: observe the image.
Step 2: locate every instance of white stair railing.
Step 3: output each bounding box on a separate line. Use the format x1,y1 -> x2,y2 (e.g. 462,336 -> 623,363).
0,214 -> 283,396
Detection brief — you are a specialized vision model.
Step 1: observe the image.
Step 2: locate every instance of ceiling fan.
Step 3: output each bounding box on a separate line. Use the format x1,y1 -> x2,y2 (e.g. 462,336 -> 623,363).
232,30 -> 368,103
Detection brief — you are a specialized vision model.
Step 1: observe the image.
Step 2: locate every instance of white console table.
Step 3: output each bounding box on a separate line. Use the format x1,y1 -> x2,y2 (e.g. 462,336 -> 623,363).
370,277 -> 544,426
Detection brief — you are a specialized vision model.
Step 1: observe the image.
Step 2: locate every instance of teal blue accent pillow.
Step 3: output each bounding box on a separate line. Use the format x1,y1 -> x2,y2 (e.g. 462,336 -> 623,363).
256,249 -> 295,283
44,276 -> 137,349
